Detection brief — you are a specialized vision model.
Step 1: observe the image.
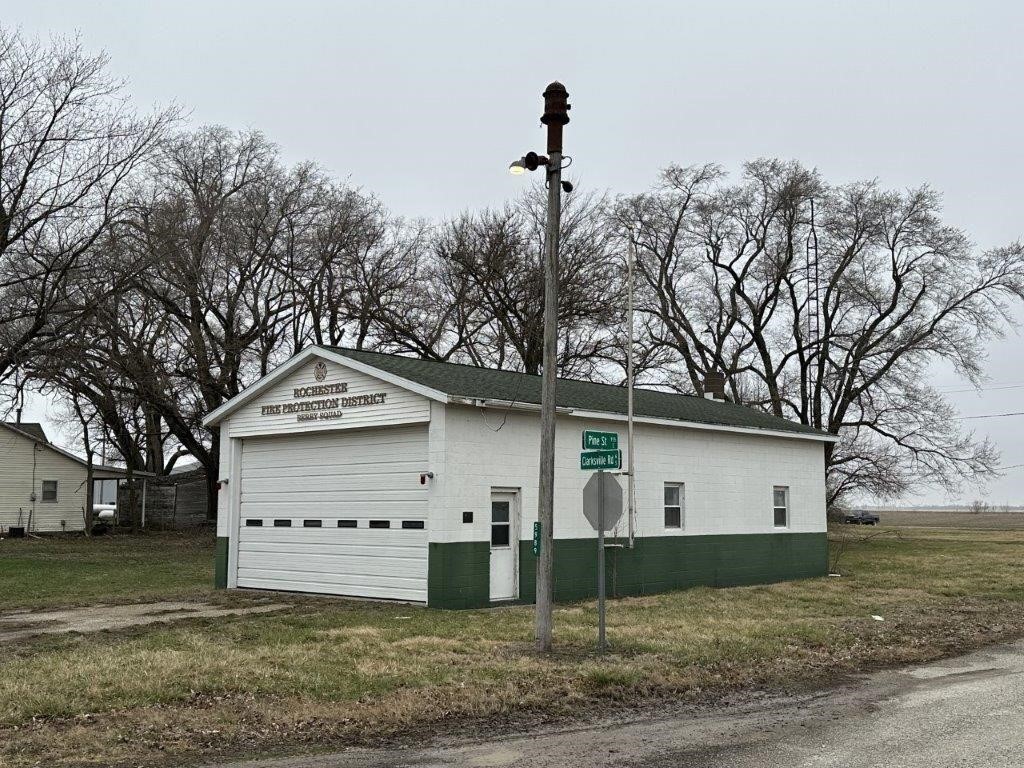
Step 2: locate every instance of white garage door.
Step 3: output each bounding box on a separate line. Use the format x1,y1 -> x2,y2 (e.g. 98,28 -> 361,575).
236,425 -> 429,601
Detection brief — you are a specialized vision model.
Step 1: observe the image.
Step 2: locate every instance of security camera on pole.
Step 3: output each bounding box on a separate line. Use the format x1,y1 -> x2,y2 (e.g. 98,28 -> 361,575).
508,82 -> 571,652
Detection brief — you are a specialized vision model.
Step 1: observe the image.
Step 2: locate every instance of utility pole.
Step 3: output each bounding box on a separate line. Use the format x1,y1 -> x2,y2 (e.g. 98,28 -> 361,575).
536,81 -> 569,652
508,82 -> 570,652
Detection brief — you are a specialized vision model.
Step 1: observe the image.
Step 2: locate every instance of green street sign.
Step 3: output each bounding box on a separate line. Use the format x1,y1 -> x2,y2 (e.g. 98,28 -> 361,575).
582,430 -> 619,450
580,449 -> 622,471
532,521 -> 541,555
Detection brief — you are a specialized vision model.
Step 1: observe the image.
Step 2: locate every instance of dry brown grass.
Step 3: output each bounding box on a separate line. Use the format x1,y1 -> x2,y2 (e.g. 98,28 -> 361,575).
2,526 -> 1024,767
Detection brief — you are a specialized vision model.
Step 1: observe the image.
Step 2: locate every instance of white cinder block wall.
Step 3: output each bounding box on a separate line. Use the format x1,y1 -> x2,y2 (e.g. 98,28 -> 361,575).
431,404 -> 826,544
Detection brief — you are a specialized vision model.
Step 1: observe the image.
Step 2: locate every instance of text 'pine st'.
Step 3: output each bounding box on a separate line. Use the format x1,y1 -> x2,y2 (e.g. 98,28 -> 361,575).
582,430 -> 618,450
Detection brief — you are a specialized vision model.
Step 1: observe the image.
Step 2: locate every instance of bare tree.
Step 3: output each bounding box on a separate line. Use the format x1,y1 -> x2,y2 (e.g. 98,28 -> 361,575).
433,188 -> 620,376
616,160 -> 1024,504
0,29 -> 174,386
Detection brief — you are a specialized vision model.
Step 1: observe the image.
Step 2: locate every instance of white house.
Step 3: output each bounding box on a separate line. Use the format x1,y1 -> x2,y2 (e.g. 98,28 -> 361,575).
205,347 -> 836,607
0,422 -> 141,534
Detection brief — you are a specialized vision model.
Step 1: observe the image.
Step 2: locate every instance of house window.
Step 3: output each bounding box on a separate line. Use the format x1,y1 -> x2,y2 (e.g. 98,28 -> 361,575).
773,486 -> 789,528
41,480 -> 58,503
664,483 -> 683,529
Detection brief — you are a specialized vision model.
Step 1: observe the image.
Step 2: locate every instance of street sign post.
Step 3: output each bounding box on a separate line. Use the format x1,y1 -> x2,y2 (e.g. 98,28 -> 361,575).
582,471 -> 623,653
582,430 -> 619,450
580,449 -> 622,470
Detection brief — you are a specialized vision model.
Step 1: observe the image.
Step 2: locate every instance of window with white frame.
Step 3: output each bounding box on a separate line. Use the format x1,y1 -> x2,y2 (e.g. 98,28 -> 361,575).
773,486 -> 789,528
41,480 -> 58,503
664,483 -> 684,529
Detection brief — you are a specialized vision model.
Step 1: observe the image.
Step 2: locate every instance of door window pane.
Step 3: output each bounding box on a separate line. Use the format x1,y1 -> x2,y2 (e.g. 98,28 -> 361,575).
491,524 -> 510,547
491,501 -> 510,523
491,499 -> 511,547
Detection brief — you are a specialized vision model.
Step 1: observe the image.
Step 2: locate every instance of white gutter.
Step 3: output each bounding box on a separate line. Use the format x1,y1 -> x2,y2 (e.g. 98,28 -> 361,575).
450,397 -> 575,414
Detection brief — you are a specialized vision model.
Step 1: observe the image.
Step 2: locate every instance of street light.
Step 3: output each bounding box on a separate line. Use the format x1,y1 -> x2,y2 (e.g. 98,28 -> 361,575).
508,151 -> 551,175
509,81 -> 570,653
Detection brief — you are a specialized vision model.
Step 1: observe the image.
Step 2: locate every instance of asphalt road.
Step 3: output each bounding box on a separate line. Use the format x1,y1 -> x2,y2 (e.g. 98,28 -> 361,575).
210,640 -> 1024,768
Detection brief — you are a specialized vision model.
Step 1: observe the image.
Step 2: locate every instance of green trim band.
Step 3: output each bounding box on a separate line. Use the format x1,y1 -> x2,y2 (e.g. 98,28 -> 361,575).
426,532 -> 827,608
214,536 -> 229,589
427,541 -> 490,609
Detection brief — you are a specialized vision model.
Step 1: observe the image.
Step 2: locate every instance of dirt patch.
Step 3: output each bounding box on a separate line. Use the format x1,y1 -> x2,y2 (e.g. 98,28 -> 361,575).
0,601 -> 291,642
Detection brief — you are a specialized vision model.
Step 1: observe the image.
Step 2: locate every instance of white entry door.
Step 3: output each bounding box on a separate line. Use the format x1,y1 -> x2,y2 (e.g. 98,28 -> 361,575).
489,491 -> 518,601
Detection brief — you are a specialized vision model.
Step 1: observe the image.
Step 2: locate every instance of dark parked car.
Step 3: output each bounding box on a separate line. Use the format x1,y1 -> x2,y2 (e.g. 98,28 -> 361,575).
843,510 -> 880,525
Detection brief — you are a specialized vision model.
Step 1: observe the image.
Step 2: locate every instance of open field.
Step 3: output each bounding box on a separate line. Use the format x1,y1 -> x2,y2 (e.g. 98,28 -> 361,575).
2,527 -> 1024,767
878,510 -> 1024,529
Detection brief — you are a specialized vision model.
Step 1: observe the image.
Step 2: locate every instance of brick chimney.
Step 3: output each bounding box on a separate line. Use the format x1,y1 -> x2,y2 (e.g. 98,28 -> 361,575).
703,371 -> 727,401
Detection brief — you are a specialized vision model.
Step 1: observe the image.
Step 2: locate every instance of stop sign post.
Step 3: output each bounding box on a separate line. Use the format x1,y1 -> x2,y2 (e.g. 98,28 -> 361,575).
582,469 -> 623,653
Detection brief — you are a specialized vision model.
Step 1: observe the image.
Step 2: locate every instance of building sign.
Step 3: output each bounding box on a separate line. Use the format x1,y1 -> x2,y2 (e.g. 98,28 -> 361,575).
259,372 -> 388,423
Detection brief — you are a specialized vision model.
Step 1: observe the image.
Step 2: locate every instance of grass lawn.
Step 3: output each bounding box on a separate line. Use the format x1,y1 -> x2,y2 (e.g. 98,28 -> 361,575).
0,533 -> 215,610
2,526 -> 1024,767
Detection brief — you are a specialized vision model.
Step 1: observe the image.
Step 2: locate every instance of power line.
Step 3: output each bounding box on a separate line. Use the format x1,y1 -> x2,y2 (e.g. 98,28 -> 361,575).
938,383 -> 1024,394
961,411 -> 1024,420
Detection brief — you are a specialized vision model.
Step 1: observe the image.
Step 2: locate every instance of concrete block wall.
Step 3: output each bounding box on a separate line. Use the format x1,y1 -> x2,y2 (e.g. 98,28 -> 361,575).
432,404 -> 827,545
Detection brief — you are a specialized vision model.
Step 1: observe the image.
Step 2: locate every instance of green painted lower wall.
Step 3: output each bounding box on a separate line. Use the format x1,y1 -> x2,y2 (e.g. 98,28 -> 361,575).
424,532 -> 827,608
428,541 -> 490,608
214,536 -> 229,589
518,532 -> 828,603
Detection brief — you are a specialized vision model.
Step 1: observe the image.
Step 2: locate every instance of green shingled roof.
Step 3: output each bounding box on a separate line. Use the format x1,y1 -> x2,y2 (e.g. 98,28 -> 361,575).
328,347 -> 829,439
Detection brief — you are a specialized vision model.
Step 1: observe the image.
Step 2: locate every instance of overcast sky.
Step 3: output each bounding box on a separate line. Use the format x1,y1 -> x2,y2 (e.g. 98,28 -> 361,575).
10,0 -> 1024,504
